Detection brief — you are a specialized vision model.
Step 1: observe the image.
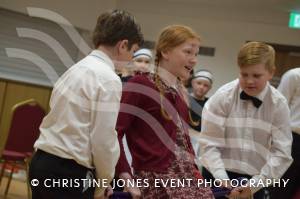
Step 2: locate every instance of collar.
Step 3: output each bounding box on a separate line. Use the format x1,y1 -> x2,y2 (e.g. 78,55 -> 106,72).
238,81 -> 269,101
256,82 -> 269,101
89,50 -> 115,71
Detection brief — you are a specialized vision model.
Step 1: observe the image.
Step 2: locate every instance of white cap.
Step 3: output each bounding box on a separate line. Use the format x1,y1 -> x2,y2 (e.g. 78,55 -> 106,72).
193,70 -> 213,84
133,48 -> 153,60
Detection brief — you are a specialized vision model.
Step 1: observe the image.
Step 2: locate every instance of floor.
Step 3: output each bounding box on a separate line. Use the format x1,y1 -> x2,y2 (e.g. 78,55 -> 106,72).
0,177 -> 28,199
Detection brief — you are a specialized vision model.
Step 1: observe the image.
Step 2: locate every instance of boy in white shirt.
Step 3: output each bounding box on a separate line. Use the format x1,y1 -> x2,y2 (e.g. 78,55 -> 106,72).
29,10 -> 143,199
199,41 -> 293,199
270,67 -> 300,198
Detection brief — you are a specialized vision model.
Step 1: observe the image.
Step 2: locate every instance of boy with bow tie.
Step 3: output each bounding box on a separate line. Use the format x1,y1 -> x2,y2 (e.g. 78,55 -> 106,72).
199,41 -> 293,199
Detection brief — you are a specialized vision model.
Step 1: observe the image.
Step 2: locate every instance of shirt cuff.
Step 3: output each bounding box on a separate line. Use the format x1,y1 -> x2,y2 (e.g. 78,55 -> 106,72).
94,186 -> 105,197
212,168 -> 229,180
248,175 -> 265,194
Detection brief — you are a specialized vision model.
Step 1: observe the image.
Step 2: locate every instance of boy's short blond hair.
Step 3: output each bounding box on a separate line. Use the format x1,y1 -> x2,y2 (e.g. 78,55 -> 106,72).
237,41 -> 275,72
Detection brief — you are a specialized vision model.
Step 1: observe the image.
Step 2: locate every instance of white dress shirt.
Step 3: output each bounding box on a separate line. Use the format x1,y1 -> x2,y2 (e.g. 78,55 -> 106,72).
199,79 -> 293,193
34,50 -> 121,195
277,68 -> 300,135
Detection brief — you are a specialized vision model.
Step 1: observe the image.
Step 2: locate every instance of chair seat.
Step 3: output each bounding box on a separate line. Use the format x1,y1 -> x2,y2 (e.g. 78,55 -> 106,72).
25,152 -> 33,157
2,150 -> 27,161
0,99 -> 46,198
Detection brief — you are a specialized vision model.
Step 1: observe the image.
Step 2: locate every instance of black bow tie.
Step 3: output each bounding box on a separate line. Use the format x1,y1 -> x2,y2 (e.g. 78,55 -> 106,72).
240,91 -> 262,108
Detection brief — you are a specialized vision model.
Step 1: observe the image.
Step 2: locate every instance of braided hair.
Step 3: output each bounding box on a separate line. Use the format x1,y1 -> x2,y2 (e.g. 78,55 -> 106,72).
153,25 -> 200,125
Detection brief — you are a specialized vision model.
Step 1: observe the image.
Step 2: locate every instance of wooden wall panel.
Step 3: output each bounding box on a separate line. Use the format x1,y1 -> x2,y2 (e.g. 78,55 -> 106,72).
0,81 -> 52,154
0,80 -> 6,120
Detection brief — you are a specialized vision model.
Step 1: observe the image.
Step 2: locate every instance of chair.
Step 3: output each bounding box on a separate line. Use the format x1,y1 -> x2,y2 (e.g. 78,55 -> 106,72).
0,99 -> 45,198
293,188 -> 300,199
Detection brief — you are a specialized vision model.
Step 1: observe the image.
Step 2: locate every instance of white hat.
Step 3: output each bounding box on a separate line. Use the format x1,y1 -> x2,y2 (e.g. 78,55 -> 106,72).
133,48 -> 153,60
193,70 -> 213,84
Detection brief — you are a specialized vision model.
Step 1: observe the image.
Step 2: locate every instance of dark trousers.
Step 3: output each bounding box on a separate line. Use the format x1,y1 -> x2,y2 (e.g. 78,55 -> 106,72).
269,132 -> 300,199
202,167 -> 267,199
29,150 -> 95,199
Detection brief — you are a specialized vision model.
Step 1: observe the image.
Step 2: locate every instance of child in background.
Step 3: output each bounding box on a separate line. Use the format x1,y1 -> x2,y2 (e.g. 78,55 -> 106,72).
132,48 -> 153,74
188,70 -> 213,159
120,48 -> 153,82
189,70 -> 213,132
120,48 -> 153,170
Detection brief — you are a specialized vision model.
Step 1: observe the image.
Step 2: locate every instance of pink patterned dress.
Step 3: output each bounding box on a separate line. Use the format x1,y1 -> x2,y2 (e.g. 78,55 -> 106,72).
134,76 -> 214,199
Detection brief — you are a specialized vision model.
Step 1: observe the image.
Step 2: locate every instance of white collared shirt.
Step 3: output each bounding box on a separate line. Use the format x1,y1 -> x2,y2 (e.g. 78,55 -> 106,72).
34,50 -> 121,195
199,79 -> 293,193
277,68 -> 300,135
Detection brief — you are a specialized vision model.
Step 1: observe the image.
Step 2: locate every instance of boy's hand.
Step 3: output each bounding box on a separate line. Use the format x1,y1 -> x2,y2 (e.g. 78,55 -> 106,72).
119,172 -> 141,199
228,186 -> 252,198
94,186 -> 113,199
124,186 -> 141,199
217,179 -> 241,198
218,179 -> 232,189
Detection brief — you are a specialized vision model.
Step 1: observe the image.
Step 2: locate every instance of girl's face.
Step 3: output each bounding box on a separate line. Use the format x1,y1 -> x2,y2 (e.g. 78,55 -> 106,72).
191,78 -> 211,99
133,57 -> 151,73
162,38 -> 200,80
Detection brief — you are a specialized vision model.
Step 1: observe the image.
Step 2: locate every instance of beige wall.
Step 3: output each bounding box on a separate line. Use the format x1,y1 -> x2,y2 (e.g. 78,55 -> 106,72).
131,12 -> 300,94
1,0 -> 300,94
0,0 -> 299,154
0,81 -> 6,118
0,0 -> 117,30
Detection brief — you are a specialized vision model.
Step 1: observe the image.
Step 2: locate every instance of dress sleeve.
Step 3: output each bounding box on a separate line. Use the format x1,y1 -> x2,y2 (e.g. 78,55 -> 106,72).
115,77 -> 144,176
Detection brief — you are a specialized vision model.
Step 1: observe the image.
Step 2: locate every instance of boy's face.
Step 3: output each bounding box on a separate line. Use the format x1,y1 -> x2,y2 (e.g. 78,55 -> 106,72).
191,78 -> 211,99
239,63 -> 274,96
